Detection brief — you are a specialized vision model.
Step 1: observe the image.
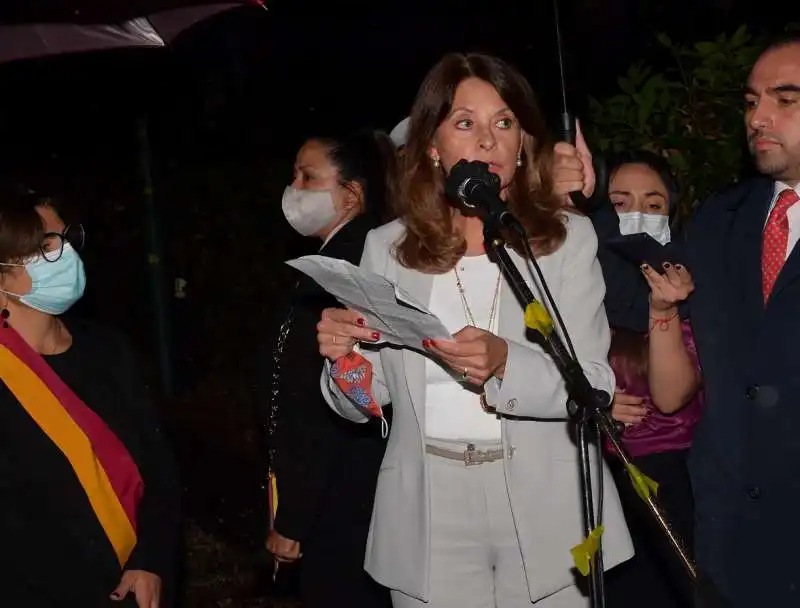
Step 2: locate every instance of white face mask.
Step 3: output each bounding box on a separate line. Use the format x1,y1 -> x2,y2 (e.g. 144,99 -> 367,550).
281,186 -> 338,237
617,211 -> 671,245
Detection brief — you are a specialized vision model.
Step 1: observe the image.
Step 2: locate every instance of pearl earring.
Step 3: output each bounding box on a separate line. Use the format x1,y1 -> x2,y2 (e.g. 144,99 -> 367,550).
516,155 -> 523,168
433,158 -> 441,168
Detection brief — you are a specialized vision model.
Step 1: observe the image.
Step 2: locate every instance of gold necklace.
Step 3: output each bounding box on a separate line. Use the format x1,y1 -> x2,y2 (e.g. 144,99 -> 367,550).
453,263 -> 501,331
453,261 -> 501,413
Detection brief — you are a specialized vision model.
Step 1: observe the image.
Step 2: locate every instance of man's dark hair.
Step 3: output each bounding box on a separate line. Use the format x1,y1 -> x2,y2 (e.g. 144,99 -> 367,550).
763,36 -> 800,55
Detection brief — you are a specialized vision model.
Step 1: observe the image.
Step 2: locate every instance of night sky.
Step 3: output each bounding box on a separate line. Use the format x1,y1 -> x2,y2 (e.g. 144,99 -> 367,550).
0,0 -> 780,173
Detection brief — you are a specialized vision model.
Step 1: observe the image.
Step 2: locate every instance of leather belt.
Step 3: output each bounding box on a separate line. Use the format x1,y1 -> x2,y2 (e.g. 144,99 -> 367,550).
425,442 -> 504,466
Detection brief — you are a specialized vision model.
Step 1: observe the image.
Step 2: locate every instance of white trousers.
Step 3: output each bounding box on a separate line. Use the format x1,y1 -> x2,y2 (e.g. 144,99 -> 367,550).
391,439 -> 590,608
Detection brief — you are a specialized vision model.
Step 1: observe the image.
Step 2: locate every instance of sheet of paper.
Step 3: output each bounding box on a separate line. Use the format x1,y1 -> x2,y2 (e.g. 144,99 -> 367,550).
286,255 -> 453,349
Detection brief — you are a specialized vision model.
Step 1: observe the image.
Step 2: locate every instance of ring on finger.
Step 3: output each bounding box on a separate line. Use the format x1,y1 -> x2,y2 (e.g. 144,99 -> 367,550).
461,367 -> 469,381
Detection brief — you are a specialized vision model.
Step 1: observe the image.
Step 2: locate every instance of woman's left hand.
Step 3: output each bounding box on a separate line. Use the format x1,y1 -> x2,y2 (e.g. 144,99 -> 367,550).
266,529 -> 302,563
552,121 -> 595,203
111,570 -> 162,608
424,326 -> 509,385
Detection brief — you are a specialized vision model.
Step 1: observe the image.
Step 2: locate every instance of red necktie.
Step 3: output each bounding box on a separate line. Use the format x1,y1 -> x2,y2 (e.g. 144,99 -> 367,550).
762,188 -> 800,302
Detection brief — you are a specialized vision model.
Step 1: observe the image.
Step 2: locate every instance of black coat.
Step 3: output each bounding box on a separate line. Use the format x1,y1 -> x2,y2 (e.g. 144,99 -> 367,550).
264,215 -> 389,542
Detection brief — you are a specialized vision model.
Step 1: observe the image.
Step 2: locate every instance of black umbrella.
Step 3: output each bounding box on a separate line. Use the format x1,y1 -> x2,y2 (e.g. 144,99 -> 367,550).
0,0 -> 265,24
0,1 -> 265,63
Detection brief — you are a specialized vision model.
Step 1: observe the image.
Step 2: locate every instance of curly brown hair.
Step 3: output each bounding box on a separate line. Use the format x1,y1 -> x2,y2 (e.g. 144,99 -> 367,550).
394,52 -> 567,274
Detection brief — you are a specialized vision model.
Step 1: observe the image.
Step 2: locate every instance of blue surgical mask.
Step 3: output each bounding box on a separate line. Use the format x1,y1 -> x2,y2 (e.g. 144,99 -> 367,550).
1,243 -> 86,315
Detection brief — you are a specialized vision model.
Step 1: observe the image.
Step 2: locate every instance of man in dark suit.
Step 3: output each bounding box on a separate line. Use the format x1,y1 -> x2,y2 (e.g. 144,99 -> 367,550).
681,39 -> 800,608
560,38 -> 800,607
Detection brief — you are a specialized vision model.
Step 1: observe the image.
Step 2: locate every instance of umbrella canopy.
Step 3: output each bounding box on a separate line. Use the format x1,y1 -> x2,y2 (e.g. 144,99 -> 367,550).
0,1 -> 262,24
0,1 -> 262,63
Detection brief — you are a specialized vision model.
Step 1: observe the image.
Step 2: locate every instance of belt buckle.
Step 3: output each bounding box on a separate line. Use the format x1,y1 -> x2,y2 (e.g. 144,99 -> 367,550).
464,443 -> 478,466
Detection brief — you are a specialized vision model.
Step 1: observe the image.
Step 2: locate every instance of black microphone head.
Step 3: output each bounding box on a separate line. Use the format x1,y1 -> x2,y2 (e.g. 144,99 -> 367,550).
444,159 -> 501,209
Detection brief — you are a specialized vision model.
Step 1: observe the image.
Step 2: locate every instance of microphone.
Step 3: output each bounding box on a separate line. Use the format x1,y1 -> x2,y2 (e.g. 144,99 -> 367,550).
444,159 -> 525,235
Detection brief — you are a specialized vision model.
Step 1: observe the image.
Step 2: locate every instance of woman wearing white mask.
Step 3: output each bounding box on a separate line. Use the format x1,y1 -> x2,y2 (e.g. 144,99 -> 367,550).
0,188 -> 181,607
264,129 -> 396,608
596,152 -> 703,608
609,155 -> 675,245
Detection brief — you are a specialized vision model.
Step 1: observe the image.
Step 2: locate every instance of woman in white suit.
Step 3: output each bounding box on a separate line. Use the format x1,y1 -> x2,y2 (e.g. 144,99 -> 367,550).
316,52 -> 633,607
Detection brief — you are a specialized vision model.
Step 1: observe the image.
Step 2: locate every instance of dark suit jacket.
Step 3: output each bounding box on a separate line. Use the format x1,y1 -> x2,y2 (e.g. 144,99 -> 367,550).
602,177 -> 800,607
264,215 -> 388,542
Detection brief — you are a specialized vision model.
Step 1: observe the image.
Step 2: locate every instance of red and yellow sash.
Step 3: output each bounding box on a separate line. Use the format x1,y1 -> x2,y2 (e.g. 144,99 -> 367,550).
0,324 -> 144,566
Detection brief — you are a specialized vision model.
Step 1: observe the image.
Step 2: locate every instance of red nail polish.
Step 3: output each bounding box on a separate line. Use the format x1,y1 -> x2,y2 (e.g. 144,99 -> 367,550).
356,318 -> 366,327
422,339 -> 430,348
371,332 -> 380,340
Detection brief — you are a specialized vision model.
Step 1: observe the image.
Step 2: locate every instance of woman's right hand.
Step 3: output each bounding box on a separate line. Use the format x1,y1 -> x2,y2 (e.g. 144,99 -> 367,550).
611,390 -> 648,426
641,263 -> 695,312
317,308 -> 381,360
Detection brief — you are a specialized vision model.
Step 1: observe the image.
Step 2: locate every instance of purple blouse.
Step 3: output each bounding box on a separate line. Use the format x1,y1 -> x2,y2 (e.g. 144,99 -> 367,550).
610,320 -> 704,458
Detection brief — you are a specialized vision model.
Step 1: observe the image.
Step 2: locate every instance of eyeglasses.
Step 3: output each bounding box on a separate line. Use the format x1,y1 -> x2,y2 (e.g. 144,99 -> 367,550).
41,224 -> 85,262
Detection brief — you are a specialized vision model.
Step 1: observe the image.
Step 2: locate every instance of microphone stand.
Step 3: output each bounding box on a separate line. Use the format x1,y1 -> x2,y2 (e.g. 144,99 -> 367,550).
481,217 -> 697,608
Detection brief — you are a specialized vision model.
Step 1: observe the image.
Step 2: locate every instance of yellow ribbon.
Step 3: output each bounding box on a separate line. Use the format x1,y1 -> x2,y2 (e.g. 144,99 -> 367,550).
625,462 -> 659,502
524,302 -> 554,337
571,525 -> 605,576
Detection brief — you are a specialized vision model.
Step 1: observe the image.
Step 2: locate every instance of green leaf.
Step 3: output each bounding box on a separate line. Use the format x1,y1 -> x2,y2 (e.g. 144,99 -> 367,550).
730,25 -> 750,47
695,41 -> 718,55
589,23 -> 762,218
617,76 -> 636,96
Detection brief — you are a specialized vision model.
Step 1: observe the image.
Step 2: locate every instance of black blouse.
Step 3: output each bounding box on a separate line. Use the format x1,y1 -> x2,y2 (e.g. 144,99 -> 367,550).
263,215 -> 389,542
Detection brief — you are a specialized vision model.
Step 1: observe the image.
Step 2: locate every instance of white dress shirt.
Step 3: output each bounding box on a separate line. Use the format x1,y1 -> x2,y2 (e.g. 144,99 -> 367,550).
424,254 -> 502,441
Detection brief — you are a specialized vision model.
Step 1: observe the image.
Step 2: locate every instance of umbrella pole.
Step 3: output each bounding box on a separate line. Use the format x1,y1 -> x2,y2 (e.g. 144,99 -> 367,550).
136,114 -> 174,397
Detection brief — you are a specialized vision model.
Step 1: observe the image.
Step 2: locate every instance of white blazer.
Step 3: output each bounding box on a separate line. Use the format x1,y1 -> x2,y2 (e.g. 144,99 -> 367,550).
322,213 -> 633,602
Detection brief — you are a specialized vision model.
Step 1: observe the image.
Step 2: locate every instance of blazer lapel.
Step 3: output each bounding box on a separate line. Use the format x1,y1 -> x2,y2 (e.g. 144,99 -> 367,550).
728,179 -> 773,323
394,263 -> 434,416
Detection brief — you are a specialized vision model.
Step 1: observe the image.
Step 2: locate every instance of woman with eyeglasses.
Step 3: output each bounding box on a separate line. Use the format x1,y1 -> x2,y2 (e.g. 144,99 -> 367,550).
0,188 -> 181,607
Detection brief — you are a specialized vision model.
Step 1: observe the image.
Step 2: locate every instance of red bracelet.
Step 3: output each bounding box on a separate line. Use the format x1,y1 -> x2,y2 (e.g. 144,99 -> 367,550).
650,311 -> 678,332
